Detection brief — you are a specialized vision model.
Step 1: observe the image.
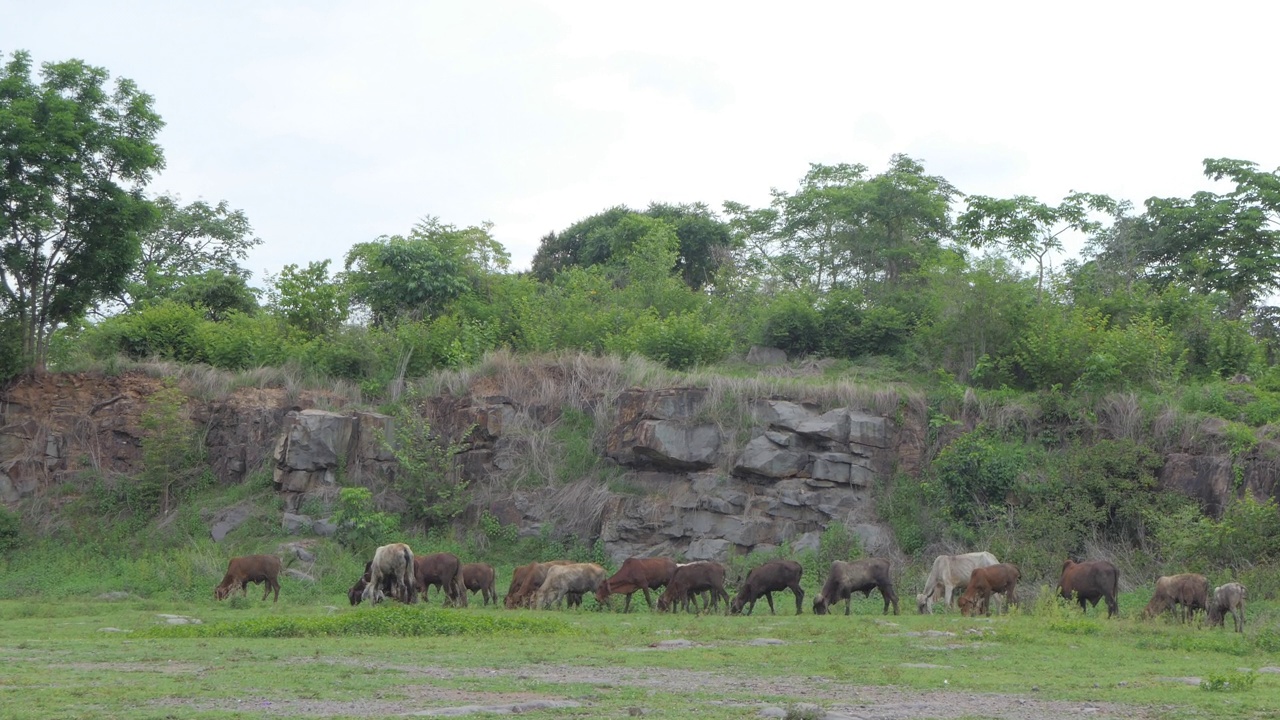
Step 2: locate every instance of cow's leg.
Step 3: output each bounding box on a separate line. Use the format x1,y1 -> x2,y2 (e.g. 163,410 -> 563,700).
641,586 -> 653,609
792,584 -> 804,615
943,584 -> 954,610
764,592 -> 776,615
845,594 -> 853,616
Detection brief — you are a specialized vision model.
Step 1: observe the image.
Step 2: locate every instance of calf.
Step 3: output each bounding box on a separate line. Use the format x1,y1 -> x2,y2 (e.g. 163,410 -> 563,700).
414,552 -> 467,607
730,560 -> 804,616
363,543 -> 416,605
1206,582 -> 1247,632
813,558 -> 899,616
1057,559 -> 1119,618
957,563 -> 1020,617
596,557 -> 677,612
534,563 -> 607,610
916,551 -> 998,614
214,554 -> 282,602
1142,573 -> 1209,622
657,562 -> 729,613
462,563 -> 497,606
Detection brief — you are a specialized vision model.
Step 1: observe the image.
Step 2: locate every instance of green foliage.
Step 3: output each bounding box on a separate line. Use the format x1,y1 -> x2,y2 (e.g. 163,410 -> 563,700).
265,259 -> 349,337
331,487 -> 400,556
816,522 -> 863,570
627,311 -> 729,370
141,605 -> 570,639
1200,672 -> 1256,693
930,430 -> 1025,530
0,506 -> 23,553
761,291 -> 822,357
1152,496 -> 1280,571
0,50 -> 165,369
136,383 -> 208,516
385,399 -> 469,532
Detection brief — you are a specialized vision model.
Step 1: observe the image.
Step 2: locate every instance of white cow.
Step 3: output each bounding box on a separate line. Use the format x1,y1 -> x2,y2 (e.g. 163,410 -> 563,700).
916,551 -> 999,614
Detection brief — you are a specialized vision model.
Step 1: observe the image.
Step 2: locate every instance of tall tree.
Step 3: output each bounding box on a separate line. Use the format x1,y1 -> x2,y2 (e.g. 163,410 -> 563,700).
343,217 -> 508,326
0,51 -> 164,369
112,195 -> 260,311
1137,158 -> 1280,319
726,155 -> 957,292
530,203 -> 733,289
957,191 -> 1116,302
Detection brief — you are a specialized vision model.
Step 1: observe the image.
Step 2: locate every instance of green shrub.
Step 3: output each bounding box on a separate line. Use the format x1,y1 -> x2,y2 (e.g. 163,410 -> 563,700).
630,311 -> 729,370
331,487 -> 400,556
931,430 -> 1025,530
761,292 -> 821,357
0,506 -> 23,553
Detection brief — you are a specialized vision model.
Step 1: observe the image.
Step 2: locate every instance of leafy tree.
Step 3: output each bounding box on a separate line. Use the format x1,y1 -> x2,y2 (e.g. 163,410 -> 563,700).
161,269 -> 259,321
958,191 -> 1117,301
264,259 -> 349,337
531,203 -> 733,289
1137,158 -> 1280,318
110,195 -> 259,312
726,155 -> 957,292
344,217 -> 508,327
0,51 -> 165,369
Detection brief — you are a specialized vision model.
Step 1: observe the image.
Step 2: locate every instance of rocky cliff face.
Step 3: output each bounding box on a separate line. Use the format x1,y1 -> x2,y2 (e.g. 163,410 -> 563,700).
1,369 -> 1274,562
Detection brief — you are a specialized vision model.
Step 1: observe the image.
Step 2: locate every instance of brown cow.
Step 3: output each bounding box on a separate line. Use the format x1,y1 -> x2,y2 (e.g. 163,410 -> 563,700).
504,560 -> 573,609
596,557 -> 677,612
462,563 -> 497,606
363,543 -> 416,605
534,563 -> 607,610
957,563 -> 1020,617
813,558 -> 899,616
730,560 -> 804,616
1206,582 -> 1247,632
1057,559 -> 1119,618
657,562 -> 729,613
1141,573 -> 1209,622
214,554 -> 282,602
414,552 -> 467,607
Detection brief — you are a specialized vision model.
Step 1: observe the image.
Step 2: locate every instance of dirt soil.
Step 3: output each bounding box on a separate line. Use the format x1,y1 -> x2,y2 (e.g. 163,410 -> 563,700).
147,658 -> 1155,719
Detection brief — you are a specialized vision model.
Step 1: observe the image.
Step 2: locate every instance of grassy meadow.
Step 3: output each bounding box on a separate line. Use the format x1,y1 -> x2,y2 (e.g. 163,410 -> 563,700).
1,586 -> 1278,720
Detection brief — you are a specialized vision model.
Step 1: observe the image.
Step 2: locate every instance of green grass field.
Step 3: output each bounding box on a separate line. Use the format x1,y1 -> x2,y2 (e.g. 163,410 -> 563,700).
0,589 -> 1275,720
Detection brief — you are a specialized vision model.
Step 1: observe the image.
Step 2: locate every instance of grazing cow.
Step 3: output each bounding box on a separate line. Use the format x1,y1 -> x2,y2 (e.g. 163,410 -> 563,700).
657,562 -> 729,613
1207,582 -> 1247,632
214,554 -> 282,602
504,560 -> 574,609
957,563 -> 1020,617
730,560 -> 805,616
414,552 -> 467,607
462,563 -> 498,606
813,558 -> 899,616
1142,573 -> 1209,622
362,543 -> 416,605
534,563 -> 607,610
596,557 -> 677,612
916,551 -> 999,613
1057,559 -> 1119,618
348,577 -> 367,606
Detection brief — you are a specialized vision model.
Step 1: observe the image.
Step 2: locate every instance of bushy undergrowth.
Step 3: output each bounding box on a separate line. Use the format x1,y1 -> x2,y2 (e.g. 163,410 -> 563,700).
139,605 -> 572,638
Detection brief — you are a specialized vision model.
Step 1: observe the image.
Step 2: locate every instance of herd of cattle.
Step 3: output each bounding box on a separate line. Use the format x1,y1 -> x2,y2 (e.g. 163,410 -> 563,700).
211,546 -> 1248,631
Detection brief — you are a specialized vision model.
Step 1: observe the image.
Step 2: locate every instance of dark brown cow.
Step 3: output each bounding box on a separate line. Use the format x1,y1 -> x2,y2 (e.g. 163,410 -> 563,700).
813,558 -> 899,616
504,560 -> 573,609
731,560 -> 804,615
414,552 -> 467,607
657,562 -> 729,613
596,557 -> 677,612
534,563 -> 607,609
348,577 -> 367,606
1057,559 -> 1119,618
1141,573 -> 1209,622
957,563 -> 1020,617
363,543 -> 416,605
462,563 -> 497,606
214,554 -> 282,602
1207,582 -> 1247,632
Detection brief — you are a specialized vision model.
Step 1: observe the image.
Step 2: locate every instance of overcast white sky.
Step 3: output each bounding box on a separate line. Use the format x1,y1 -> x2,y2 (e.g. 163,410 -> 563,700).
6,1 -> 1278,282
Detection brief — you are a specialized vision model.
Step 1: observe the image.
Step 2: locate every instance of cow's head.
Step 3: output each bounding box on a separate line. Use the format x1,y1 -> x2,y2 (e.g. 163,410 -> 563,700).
957,594 -> 975,617
594,580 -> 612,607
812,595 -> 829,615
915,593 -> 929,614
214,585 -> 231,601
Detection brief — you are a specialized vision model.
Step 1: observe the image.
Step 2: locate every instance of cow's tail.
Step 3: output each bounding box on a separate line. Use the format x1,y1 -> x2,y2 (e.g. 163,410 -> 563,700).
452,562 -> 468,608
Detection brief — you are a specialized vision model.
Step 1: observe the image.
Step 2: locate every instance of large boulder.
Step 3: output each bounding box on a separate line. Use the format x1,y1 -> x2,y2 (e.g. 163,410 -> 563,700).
732,435 -> 808,480
607,388 -> 721,470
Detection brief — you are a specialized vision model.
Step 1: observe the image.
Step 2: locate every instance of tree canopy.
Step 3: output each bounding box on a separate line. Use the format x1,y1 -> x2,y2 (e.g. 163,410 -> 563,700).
0,50 -> 164,369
